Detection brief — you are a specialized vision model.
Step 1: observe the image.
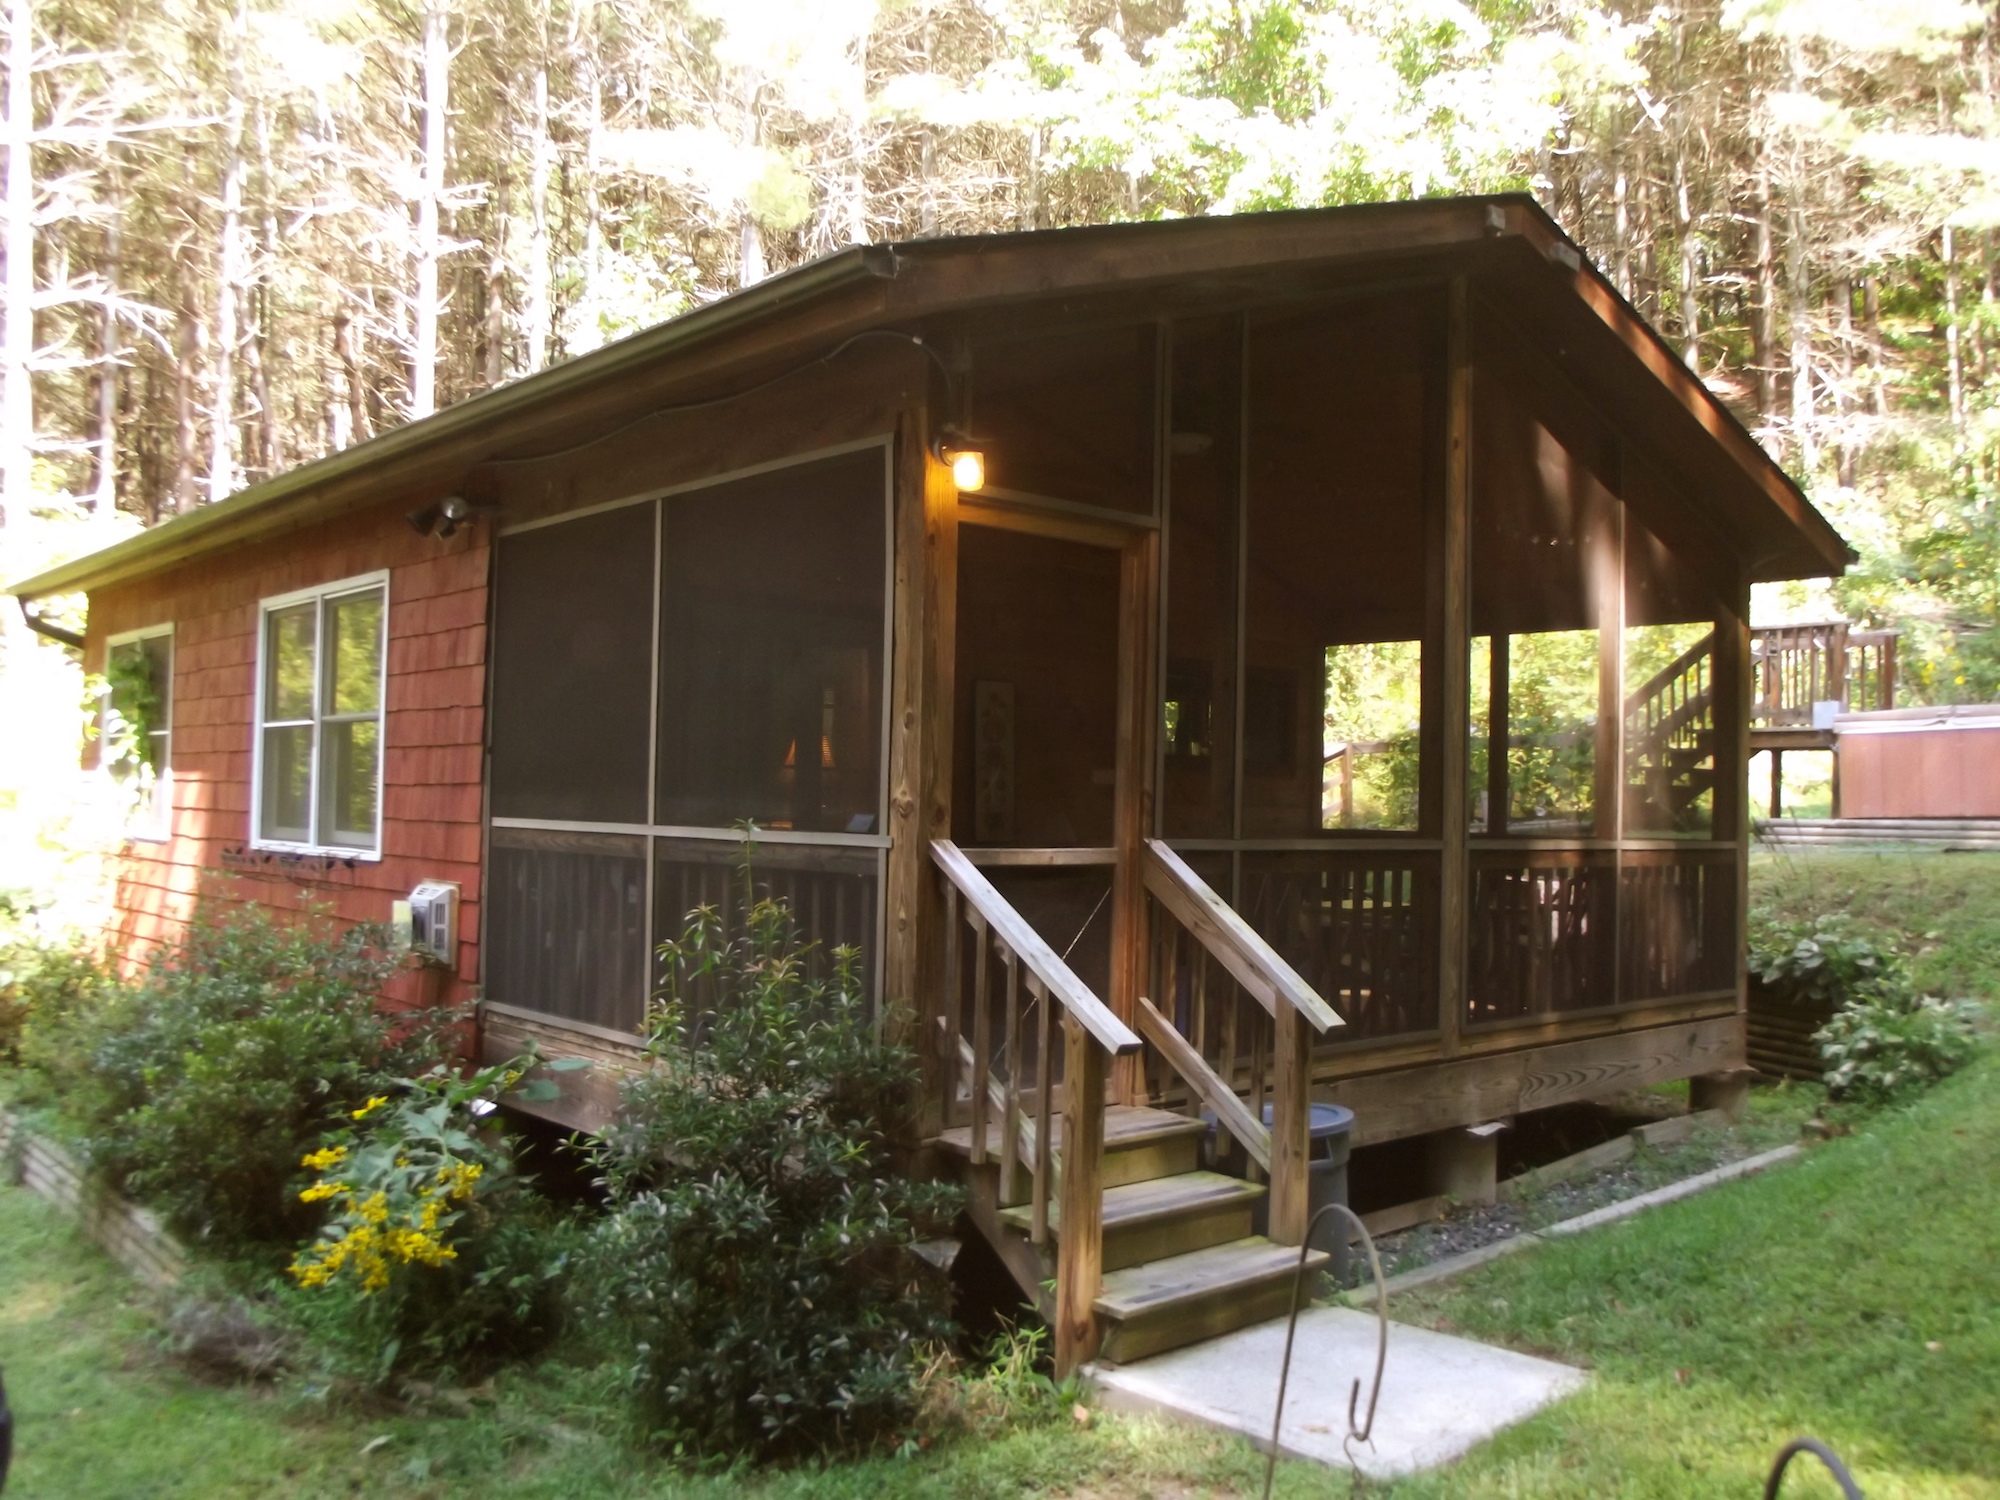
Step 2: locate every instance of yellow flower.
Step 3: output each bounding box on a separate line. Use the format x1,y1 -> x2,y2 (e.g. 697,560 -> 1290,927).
351,1094 -> 390,1121
359,1191 -> 390,1226
300,1145 -> 348,1172
298,1181 -> 346,1204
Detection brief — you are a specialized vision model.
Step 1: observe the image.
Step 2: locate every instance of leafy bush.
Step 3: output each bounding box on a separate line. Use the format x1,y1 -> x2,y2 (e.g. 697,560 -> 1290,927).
30,899 -> 455,1252
1752,914 -> 1983,1104
1817,994 -> 1982,1105
0,936 -> 116,1070
581,878 -> 959,1462
1750,914 -> 1904,1010
284,1059 -> 574,1384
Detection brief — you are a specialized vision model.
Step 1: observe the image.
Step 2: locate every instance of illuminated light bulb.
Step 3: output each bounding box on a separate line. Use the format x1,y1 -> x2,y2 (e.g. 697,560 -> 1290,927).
948,447 -> 986,493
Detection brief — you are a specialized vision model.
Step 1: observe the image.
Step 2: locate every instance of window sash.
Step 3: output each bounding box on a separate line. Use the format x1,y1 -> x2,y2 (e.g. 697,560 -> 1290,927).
255,576 -> 386,854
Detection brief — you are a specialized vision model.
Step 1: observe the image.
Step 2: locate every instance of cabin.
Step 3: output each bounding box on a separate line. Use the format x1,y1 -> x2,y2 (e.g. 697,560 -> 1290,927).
9,195 -> 1851,1375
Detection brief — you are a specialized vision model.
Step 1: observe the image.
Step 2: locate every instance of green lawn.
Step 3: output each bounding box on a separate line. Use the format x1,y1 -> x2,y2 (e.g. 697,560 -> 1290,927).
1384,1049 -> 2000,1499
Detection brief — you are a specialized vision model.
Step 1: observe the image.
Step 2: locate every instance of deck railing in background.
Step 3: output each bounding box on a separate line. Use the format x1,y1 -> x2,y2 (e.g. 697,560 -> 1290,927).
1751,623 -> 1898,727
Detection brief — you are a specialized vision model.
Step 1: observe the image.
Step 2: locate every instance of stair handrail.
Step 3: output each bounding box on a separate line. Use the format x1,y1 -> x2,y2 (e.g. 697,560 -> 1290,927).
931,839 -> 1138,1376
1139,840 -> 1343,1253
931,840 -> 1140,1057
1142,840 -> 1343,1035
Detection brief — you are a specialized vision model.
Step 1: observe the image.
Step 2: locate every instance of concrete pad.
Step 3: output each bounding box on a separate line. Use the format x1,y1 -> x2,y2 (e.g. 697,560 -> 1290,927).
1088,1307 -> 1586,1479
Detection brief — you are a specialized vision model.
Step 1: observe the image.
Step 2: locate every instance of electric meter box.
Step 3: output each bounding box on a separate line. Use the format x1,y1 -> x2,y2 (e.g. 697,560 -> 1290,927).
398,881 -> 458,966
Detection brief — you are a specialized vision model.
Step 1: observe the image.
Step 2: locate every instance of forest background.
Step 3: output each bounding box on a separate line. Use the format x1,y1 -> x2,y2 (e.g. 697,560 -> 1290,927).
0,0 -> 1995,847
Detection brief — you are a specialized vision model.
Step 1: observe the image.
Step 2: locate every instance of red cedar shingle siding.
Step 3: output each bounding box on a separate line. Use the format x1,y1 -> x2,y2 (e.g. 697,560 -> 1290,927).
86,499 -> 489,1011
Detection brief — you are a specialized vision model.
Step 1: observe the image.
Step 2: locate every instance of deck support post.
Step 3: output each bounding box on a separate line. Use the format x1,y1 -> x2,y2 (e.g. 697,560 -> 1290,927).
1429,1120 -> 1506,1206
1690,1069 -> 1753,1124
1055,1018 -> 1107,1378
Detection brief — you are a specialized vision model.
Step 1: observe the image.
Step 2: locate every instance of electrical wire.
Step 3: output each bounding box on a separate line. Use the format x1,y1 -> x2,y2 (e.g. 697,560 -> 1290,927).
472,327 -> 955,469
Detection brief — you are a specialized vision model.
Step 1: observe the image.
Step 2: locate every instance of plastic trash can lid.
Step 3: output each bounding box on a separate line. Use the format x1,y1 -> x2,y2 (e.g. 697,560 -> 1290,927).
1256,1101 -> 1354,1137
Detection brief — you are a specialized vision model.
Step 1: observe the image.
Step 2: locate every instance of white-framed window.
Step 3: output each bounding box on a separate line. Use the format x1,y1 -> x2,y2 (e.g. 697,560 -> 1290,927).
104,624 -> 174,840
253,571 -> 388,856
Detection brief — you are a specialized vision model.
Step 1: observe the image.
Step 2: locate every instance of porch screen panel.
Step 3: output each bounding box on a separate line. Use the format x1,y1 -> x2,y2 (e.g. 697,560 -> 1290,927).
653,838 -> 879,1003
1161,316 -> 1241,839
1467,302 -> 1623,1028
1468,321 -> 1619,838
1466,849 -> 1618,1023
656,450 -> 886,834
485,828 -> 648,1032
491,504 -> 655,824
1619,847 -> 1735,1002
1242,289 -> 1441,837
1623,481 -> 1721,838
1240,850 -> 1439,1043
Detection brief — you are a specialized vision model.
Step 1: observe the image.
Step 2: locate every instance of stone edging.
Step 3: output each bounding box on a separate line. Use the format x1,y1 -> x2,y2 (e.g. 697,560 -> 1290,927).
0,1109 -> 186,1288
1344,1144 -> 1805,1304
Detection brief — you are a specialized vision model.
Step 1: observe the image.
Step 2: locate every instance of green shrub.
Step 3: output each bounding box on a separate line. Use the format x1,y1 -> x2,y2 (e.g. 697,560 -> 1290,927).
1750,914 -> 1904,1009
1817,993 -> 1982,1105
283,1059 -> 575,1384
0,936 -> 116,1070
581,878 -> 959,1462
34,899 -> 456,1252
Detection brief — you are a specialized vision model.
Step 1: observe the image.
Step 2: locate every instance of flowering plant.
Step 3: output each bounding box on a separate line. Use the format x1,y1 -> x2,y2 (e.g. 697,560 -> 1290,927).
288,1060 -> 520,1295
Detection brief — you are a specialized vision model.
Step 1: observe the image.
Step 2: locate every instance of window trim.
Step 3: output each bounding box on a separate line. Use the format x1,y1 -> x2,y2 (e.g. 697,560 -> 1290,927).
104,623 -> 175,843
251,569 -> 390,858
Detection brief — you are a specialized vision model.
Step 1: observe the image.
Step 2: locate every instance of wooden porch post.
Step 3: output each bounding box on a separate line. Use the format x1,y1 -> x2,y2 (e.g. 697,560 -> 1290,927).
1437,276 -> 1474,1058
1109,528 -> 1160,1107
1056,1017 -> 1107,1374
1267,1001 -> 1312,1245
885,407 -> 958,1135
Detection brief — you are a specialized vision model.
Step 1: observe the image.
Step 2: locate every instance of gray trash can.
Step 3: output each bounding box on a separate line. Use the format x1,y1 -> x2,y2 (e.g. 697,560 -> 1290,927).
1206,1101 -> 1355,1277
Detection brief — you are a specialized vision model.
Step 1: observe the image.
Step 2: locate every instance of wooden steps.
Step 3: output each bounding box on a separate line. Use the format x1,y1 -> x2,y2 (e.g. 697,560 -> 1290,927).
1094,1236 -> 1329,1363
942,1100 -> 1319,1361
936,1104 -> 1207,1189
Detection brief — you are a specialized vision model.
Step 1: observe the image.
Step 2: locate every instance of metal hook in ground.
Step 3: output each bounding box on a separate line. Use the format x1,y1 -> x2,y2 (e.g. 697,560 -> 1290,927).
1261,1201 -> 1389,1500
1765,1437 -> 1864,1499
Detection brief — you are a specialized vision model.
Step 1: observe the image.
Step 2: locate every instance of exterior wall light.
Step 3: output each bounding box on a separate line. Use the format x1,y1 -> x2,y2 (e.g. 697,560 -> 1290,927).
947,446 -> 986,493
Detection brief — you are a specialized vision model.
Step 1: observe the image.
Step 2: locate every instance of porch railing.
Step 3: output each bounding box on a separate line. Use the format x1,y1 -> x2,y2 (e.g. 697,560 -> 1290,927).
930,839 -> 1141,1373
1137,839 -> 1343,1245
1751,622 -> 1898,726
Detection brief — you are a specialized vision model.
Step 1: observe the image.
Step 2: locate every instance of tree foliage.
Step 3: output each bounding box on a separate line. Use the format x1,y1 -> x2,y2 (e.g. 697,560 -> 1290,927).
4,0 -> 2000,687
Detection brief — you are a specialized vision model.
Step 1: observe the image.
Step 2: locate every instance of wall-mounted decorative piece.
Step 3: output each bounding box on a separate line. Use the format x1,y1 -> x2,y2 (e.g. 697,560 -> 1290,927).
973,680 -> 1015,844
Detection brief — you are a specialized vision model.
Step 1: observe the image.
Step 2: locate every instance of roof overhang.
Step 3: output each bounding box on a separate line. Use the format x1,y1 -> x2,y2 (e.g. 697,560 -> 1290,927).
7,194 -> 1848,601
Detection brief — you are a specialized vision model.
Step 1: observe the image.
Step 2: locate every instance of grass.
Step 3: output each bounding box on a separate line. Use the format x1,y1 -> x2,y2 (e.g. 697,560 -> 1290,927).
0,1179 -> 1329,1498
1752,846 -> 2000,1002
1383,1048 -> 2000,1498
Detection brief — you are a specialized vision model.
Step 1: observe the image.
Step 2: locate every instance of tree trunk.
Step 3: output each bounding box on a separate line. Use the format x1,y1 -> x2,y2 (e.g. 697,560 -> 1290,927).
526,64 -> 551,370
1752,162 -> 1777,423
334,308 -> 366,447
1863,275 -> 1887,419
1612,152 -> 1631,300
1,0 -> 34,535
1943,221 -> 1967,459
91,161 -> 122,515
1675,152 -> 1699,371
208,0 -> 249,503
174,249 -> 201,512
1787,194 -> 1813,470
410,0 -> 448,418
485,107 -> 508,389
250,93 -> 279,473
1833,277 -> 1855,488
